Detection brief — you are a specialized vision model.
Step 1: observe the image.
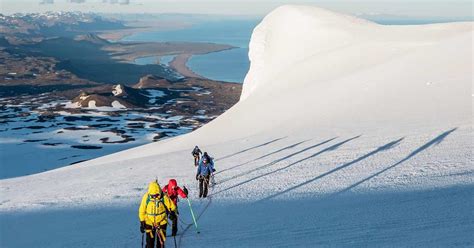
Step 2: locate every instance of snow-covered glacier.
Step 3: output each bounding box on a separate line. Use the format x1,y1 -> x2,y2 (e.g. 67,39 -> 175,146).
1,5 -> 472,247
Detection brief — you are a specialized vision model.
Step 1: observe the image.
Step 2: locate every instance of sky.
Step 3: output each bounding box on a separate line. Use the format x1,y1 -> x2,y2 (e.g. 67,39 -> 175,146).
0,0 -> 472,19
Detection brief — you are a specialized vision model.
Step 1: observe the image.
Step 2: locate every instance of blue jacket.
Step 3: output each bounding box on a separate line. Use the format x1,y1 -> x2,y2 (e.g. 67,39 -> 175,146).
197,159 -> 214,176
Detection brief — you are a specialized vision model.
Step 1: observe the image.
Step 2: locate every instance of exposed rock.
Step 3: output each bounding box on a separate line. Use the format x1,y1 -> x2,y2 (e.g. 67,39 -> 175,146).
71,84 -> 149,108
74,33 -> 110,45
133,74 -> 169,89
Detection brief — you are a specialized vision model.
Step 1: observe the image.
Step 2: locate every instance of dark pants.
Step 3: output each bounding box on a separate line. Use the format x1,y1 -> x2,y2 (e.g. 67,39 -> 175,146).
146,224 -> 167,248
199,175 -> 210,198
193,155 -> 200,166
170,213 -> 178,236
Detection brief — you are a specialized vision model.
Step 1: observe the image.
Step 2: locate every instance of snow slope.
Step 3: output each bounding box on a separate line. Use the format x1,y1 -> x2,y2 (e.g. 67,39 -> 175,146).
1,5 -> 472,247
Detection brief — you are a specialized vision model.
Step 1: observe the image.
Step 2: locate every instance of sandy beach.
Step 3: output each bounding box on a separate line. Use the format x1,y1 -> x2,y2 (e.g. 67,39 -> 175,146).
169,54 -> 205,79
98,27 -> 147,42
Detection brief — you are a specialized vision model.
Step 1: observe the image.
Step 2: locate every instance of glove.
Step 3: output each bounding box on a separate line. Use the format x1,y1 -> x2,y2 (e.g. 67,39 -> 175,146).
140,221 -> 145,233
196,175 -> 199,181
183,186 -> 189,197
212,168 -> 216,172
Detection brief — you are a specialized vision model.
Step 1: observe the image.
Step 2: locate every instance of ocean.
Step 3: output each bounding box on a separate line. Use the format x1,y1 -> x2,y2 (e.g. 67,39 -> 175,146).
134,54 -> 176,67
123,18 -> 261,83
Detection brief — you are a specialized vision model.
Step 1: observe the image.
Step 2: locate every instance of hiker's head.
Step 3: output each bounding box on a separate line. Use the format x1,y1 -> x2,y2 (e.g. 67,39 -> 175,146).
203,152 -> 208,156
203,157 -> 208,164
148,181 -> 162,198
169,179 -> 177,189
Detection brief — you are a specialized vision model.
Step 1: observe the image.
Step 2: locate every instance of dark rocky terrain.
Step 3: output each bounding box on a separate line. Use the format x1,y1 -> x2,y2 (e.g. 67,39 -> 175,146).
0,12 -> 242,178
0,12 -> 241,122
0,13 -> 234,85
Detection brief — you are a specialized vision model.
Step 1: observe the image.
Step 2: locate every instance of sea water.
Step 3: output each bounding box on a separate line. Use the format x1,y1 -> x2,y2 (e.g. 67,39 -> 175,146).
123,18 -> 261,83
134,55 -> 159,65
134,55 -> 176,66
188,48 -> 249,83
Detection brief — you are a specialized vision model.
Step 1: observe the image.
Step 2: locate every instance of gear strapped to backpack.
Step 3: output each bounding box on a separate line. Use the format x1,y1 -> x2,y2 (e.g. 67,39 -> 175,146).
146,192 -> 170,217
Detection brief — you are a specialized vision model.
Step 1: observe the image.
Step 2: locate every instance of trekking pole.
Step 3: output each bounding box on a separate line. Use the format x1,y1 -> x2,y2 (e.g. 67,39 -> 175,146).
186,198 -> 200,234
173,236 -> 177,248
211,173 -> 216,187
157,227 -> 164,248
141,232 -> 144,248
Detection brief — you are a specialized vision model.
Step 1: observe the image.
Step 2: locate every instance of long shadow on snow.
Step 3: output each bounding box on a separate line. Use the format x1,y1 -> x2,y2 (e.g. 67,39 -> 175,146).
260,137 -> 405,202
215,137 -> 286,162
1,185 -> 472,247
215,139 -> 310,175
212,136 -> 360,196
335,128 -> 457,196
217,137 -> 337,185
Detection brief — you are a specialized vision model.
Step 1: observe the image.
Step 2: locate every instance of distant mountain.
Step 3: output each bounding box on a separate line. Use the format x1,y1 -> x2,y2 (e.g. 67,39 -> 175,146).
0,12 -> 125,38
74,33 -> 110,45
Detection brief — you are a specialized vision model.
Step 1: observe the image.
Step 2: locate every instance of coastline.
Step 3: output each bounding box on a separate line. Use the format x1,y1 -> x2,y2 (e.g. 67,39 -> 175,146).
169,54 -> 204,79
102,40 -> 236,80
99,20 -> 239,82
168,46 -> 238,80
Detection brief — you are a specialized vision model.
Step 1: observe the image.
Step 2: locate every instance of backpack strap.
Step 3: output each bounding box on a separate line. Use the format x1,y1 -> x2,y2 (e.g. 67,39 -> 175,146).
159,193 -> 170,215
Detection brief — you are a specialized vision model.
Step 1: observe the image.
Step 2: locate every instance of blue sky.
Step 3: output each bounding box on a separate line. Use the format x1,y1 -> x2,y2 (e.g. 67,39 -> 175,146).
0,0 -> 472,19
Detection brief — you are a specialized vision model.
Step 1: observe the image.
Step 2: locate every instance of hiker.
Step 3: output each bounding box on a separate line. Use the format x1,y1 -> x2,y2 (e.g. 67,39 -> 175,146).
196,155 -> 214,198
201,152 -> 216,172
139,181 -> 177,248
162,179 -> 188,236
191,146 -> 202,166
201,152 -> 216,186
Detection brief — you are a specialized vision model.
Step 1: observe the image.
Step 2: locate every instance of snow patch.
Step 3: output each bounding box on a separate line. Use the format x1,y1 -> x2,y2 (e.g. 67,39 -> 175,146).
87,100 -> 97,108
111,100 -> 126,109
145,89 -> 166,104
112,84 -> 123,96
63,101 -> 81,109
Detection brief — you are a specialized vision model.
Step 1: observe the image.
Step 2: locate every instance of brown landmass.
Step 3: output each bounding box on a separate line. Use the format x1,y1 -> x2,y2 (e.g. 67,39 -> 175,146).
0,12 -> 240,103
0,49 -> 95,86
97,19 -> 191,42
104,42 -> 235,64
